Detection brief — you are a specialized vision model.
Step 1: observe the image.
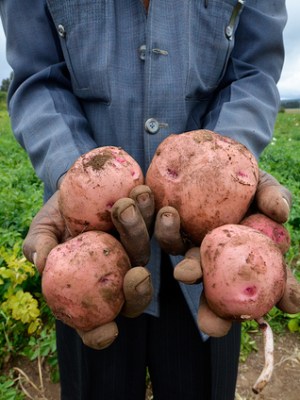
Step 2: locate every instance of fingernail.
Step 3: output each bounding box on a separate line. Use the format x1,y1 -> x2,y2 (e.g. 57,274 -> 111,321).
120,205 -> 136,222
161,212 -> 175,227
32,252 -> 37,266
137,192 -> 150,205
282,197 -> 290,211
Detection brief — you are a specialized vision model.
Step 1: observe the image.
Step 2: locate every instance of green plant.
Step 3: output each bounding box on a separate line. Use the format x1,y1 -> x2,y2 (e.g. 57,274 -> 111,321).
0,243 -> 45,367
0,95 -> 57,395
240,320 -> 259,362
0,373 -> 24,400
286,313 -> 300,333
239,113 -> 300,363
22,322 -> 59,383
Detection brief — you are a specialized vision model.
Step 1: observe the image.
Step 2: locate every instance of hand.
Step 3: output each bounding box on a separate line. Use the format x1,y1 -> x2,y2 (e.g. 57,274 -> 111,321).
78,265 -> 152,350
22,191 -> 68,274
110,185 -> 155,267
155,169 -> 292,294
156,169 -> 293,336
23,184 -> 154,349
254,169 -> 292,223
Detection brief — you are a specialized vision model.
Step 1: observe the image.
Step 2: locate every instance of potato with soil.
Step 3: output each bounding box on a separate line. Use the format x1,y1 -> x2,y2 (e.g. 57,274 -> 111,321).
241,213 -> 291,254
200,224 -> 286,321
59,146 -> 144,236
146,130 -> 259,244
198,224 -> 290,394
42,231 -> 131,331
241,213 -> 300,314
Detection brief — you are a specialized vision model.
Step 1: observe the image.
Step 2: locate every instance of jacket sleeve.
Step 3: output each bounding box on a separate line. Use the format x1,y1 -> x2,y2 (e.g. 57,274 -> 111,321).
202,1 -> 287,159
0,0 -> 97,197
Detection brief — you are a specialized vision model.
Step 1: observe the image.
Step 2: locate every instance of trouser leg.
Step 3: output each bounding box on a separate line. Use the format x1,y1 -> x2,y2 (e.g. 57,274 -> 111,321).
56,314 -> 148,400
210,323 -> 241,400
148,253 -> 240,400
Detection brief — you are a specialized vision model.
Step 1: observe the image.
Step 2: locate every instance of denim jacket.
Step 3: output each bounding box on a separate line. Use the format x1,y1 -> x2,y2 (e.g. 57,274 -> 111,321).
0,0 -> 287,336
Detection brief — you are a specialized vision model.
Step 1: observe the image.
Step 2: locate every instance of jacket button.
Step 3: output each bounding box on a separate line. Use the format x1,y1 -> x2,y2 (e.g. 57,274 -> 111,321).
57,24 -> 66,38
145,118 -> 160,134
139,44 -> 146,61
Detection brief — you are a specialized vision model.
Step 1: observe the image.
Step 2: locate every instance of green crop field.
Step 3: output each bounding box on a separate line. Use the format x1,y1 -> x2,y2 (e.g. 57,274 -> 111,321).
0,91 -> 299,398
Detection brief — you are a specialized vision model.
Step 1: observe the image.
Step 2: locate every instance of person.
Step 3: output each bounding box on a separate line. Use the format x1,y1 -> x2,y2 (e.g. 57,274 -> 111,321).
0,1 -> 291,399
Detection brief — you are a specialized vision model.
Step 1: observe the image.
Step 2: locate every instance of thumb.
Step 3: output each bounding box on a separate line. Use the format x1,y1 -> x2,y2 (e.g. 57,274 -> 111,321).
173,247 -> 202,284
25,236 -> 59,274
255,170 -> 292,223
22,191 -> 66,274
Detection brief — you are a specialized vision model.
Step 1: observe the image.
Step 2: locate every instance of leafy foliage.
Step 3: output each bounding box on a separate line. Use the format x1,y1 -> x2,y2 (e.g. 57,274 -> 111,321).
0,373 -> 24,400
0,93 -> 57,387
259,112 -> 300,269
240,111 -> 300,361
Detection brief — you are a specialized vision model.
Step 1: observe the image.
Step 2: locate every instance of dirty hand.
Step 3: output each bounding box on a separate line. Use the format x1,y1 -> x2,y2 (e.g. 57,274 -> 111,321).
22,184 -> 154,349
154,169 -> 292,285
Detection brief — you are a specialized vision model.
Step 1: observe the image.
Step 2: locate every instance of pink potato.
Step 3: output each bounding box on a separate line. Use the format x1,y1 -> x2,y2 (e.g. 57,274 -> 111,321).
241,213 -> 291,254
200,224 -> 286,321
59,146 -> 144,236
146,130 -> 259,244
42,231 -> 131,331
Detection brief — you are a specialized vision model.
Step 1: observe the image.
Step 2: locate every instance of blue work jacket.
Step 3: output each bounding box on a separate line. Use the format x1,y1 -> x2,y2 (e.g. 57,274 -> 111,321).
0,0 -> 287,336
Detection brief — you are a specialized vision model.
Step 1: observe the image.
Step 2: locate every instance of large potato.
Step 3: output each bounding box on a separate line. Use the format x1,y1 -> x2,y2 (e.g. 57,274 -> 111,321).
59,146 -> 144,236
146,130 -> 259,244
200,224 -> 286,321
42,231 -> 131,331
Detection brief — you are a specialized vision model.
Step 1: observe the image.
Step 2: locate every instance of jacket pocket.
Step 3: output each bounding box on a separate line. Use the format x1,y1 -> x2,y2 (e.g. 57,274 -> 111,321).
47,0 -> 110,102
185,0 -> 244,100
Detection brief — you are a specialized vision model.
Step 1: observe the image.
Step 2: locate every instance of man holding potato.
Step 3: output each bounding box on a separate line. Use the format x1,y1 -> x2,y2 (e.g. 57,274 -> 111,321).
0,1 -> 291,399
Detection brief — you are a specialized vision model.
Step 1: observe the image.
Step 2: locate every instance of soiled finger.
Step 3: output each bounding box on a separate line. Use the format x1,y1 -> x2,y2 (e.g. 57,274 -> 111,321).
154,206 -> 189,255
255,170 -> 292,223
78,322 -> 119,350
122,266 -> 153,318
276,266 -> 300,314
129,185 -> 155,231
111,198 -> 150,267
23,191 -> 67,274
174,247 -> 202,284
197,293 -> 232,337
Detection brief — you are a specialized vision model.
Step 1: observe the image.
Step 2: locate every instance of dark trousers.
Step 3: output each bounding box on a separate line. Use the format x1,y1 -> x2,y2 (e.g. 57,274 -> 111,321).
56,254 -> 241,400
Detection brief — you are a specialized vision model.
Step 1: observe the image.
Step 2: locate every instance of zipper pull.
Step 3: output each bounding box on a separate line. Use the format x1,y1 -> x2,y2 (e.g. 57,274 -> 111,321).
225,0 -> 245,40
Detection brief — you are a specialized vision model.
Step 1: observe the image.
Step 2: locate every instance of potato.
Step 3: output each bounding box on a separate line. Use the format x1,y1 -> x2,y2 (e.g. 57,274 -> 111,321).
59,146 -> 144,236
42,231 -> 131,331
146,130 -> 259,244
200,224 -> 286,321
241,214 -> 300,314
241,213 -> 291,254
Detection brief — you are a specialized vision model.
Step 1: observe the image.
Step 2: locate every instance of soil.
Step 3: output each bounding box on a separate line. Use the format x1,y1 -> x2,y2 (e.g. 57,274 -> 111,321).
7,332 -> 300,400
236,331 -> 300,400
